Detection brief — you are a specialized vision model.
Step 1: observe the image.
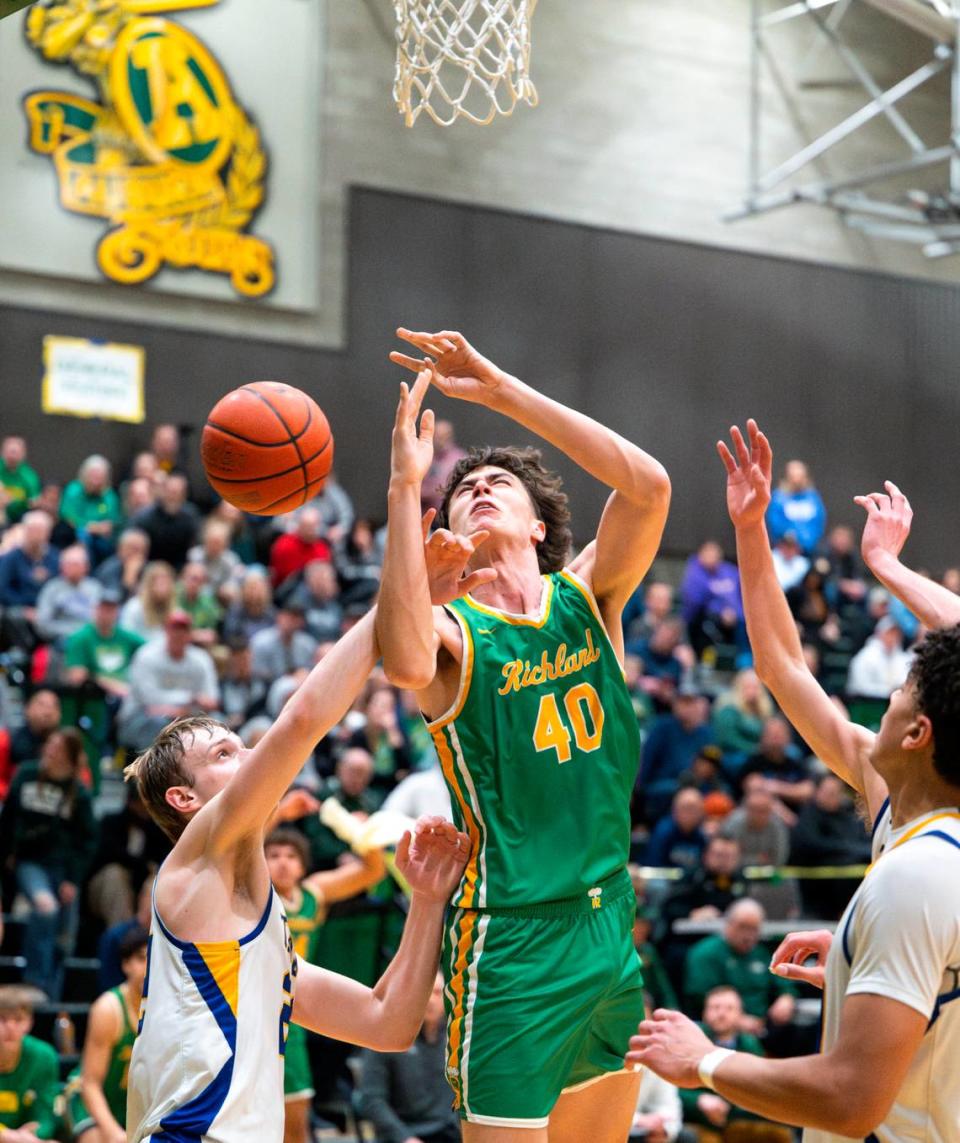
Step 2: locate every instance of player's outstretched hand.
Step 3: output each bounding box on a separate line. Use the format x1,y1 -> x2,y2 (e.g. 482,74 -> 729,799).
391,363 -> 435,487
395,815 -> 471,903
854,481 -> 913,573
625,1009 -> 714,1088
420,508 -> 497,605
769,929 -> 833,990
390,328 -> 507,408
717,419 -> 773,530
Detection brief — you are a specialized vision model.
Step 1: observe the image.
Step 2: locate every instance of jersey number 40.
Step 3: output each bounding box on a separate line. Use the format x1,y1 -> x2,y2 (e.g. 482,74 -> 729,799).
533,682 -> 605,764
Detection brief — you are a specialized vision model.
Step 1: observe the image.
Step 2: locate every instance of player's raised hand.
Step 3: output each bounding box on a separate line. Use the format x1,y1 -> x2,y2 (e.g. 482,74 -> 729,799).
625,1009 -> 715,1088
395,815 -> 471,903
390,328 -> 507,408
769,929 -> 833,990
391,364 -> 435,487
421,510 -> 497,604
855,481 -> 913,572
717,419 -> 773,530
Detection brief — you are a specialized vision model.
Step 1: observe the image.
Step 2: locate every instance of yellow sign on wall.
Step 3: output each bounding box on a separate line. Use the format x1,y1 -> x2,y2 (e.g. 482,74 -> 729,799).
23,0 -> 275,298
43,335 -> 145,423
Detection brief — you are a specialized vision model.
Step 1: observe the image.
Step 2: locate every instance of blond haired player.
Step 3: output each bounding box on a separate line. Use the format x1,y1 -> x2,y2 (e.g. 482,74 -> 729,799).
123,396 -> 476,1143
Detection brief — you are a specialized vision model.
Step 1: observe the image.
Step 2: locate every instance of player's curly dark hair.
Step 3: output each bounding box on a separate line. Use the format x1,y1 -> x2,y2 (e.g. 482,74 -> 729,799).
436,445 -> 572,574
909,624 -> 960,787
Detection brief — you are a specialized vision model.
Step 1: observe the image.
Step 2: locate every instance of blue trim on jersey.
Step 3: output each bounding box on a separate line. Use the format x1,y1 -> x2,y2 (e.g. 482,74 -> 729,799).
153,889 -> 275,951
871,797 -> 890,839
841,901 -> 857,967
927,982 -> 960,1031
918,829 -> 960,853
864,1134 -> 880,1143
138,933 -> 153,1035
181,945 -> 238,1049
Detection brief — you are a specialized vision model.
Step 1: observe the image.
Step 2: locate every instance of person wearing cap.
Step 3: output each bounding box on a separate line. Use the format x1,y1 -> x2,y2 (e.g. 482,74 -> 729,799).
250,601 -> 318,683
117,611 -> 219,752
63,590 -> 146,702
846,613 -> 914,700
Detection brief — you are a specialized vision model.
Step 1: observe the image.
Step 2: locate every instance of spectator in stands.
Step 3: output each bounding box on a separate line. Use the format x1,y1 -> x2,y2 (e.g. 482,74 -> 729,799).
86,785 -> 167,930
770,530 -> 810,603
97,876 -> 153,993
209,500 -> 258,566
174,561 -> 222,649
222,567 -> 276,645
0,984 -> 60,1141
349,687 -> 412,793
60,455 -> 122,568
64,589 -> 144,696
846,614 -> 913,699
766,458 -> 827,555
10,689 -> 61,767
711,668 -> 773,771
421,418 -> 467,516
0,728 -> 98,1000
737,716 -> 814,821
789,772 -> 871,920
299,470 -> 354,543
661,835 -> 746,931
70,926 -> 148,1143
631,618 -> 695,713
33,484 -> 74,550
122,475 -> 157,520
639,686 -> 716,823
220,637 -> 267,732
0,437 -> 41,526
358,972 -> 461,1143
186,518 -> 243,603
117,611 -> 219,751
299,747 -> 378,870
288,559 -> 343,643
820,523 -> 867,614
679,986 -> 792,1143
250,602 -> 317,682
334,517 -> 382,609
149,423 -> 184,477
676,744 -> 734,806
630,1067 -> 684,1143
683,900 -> 796,1043
0,512 -> 59,650
118,560 -> 176,640
624,580 -> 676,648
646,788 -> 707,873
34,544 -> 101,647
633,904 -> 678,1013
94,527 -> 149,603
269,507 -> 331,591
680,541 -> 746,661
131,473 -> 198,569
720,776 -> 798,920
793,562 -> 832,637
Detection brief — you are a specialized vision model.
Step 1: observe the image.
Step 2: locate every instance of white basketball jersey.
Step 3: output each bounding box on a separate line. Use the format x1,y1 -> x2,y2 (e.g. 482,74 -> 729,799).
127,887 -> 296,1143
805,800 -> 960,1143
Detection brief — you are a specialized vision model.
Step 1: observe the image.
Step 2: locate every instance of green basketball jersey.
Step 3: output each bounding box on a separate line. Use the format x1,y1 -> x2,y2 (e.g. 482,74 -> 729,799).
429,570 -> 641,908
283,885 -> 324,961
103,986 -> 136,1123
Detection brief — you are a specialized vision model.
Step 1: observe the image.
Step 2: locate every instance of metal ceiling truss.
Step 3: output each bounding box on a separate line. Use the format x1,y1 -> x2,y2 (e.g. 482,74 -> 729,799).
729,0 -> 960,258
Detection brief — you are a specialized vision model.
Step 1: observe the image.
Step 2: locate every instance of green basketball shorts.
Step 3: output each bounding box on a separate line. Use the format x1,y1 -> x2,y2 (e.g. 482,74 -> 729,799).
443,865 -> 644,1129
64,1069 -> 126,1138
283,1023 -> 315,1101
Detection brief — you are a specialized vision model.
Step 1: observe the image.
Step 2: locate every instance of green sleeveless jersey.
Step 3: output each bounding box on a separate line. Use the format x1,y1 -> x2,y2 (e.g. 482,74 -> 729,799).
104,986 -> 136,1123
429,569 -> 641,908
283,885 -> 325,961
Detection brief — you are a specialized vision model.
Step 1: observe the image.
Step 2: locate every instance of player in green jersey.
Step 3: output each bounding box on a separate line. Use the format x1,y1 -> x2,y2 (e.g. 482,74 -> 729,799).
0,984 -> 61,1142
377,333 -> 671,1141
264,827 -> 386,1143
67,925 -> 147,1143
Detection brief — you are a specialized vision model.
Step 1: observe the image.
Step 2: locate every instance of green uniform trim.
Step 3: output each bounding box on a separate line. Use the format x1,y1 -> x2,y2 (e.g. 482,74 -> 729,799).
281,886 -> 322,1099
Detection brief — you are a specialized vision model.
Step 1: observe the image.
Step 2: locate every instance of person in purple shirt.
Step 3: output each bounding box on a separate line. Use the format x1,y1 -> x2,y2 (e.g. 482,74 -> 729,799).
680,540 -> 747,661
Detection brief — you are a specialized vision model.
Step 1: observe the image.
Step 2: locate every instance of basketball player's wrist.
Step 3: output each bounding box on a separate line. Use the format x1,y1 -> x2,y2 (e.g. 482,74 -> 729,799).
697,1047 -> 735,1091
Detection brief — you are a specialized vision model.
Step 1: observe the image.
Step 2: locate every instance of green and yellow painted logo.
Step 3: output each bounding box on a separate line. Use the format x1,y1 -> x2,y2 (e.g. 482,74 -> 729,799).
23,0 -> 274,297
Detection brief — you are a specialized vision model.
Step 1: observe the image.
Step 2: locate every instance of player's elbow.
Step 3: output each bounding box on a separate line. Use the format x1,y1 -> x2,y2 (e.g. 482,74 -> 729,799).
833,1103 -> 888,1138
382,660 -> 435,691
371,1020 -> 418,1053
632,464 -> 671,513
822,1076 -> 893,1137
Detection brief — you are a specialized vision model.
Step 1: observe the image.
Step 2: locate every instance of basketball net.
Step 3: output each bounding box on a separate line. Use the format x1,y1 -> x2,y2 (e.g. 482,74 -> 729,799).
393,0 -> 539,127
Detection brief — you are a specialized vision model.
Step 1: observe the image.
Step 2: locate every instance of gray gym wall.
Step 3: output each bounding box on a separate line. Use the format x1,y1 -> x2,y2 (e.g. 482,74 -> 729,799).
2,186 -> 958,569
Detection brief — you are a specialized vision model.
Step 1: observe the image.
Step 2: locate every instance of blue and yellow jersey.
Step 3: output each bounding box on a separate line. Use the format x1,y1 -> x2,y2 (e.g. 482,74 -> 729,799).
127,886 -> 295,1143
429,569 -> 641,909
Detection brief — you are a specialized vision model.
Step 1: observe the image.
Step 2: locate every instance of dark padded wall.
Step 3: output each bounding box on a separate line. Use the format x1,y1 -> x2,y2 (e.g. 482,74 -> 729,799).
2,186 -> 959,565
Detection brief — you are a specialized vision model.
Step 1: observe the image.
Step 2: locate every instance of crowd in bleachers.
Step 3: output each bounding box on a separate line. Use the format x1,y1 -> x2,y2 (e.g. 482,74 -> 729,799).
0,425 -> 951,1142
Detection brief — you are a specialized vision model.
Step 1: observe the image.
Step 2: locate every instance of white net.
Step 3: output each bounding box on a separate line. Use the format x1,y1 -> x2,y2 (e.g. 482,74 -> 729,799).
393,0 -> 539,127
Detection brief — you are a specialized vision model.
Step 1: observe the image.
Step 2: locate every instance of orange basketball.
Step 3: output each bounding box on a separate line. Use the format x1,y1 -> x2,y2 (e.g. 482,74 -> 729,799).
201,382 -> 334,516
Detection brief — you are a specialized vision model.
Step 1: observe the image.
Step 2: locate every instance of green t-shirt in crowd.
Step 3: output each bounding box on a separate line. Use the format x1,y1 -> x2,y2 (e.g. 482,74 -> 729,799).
59,481 -> 122,532
683,932 -> 796,1019
0,462 -> 41,520
175,587 -> 223,631
0,1034 -> 60,1138
64,623 -> 145,682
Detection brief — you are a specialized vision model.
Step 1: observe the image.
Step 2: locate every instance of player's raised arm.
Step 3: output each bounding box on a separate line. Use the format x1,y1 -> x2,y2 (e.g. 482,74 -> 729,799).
855,481 -> 960,630
719,420 -> 885,818
391,329 -> 671,626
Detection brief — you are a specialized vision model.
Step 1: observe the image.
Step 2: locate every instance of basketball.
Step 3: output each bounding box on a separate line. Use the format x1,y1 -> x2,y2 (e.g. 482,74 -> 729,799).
201,382 -> 334,515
